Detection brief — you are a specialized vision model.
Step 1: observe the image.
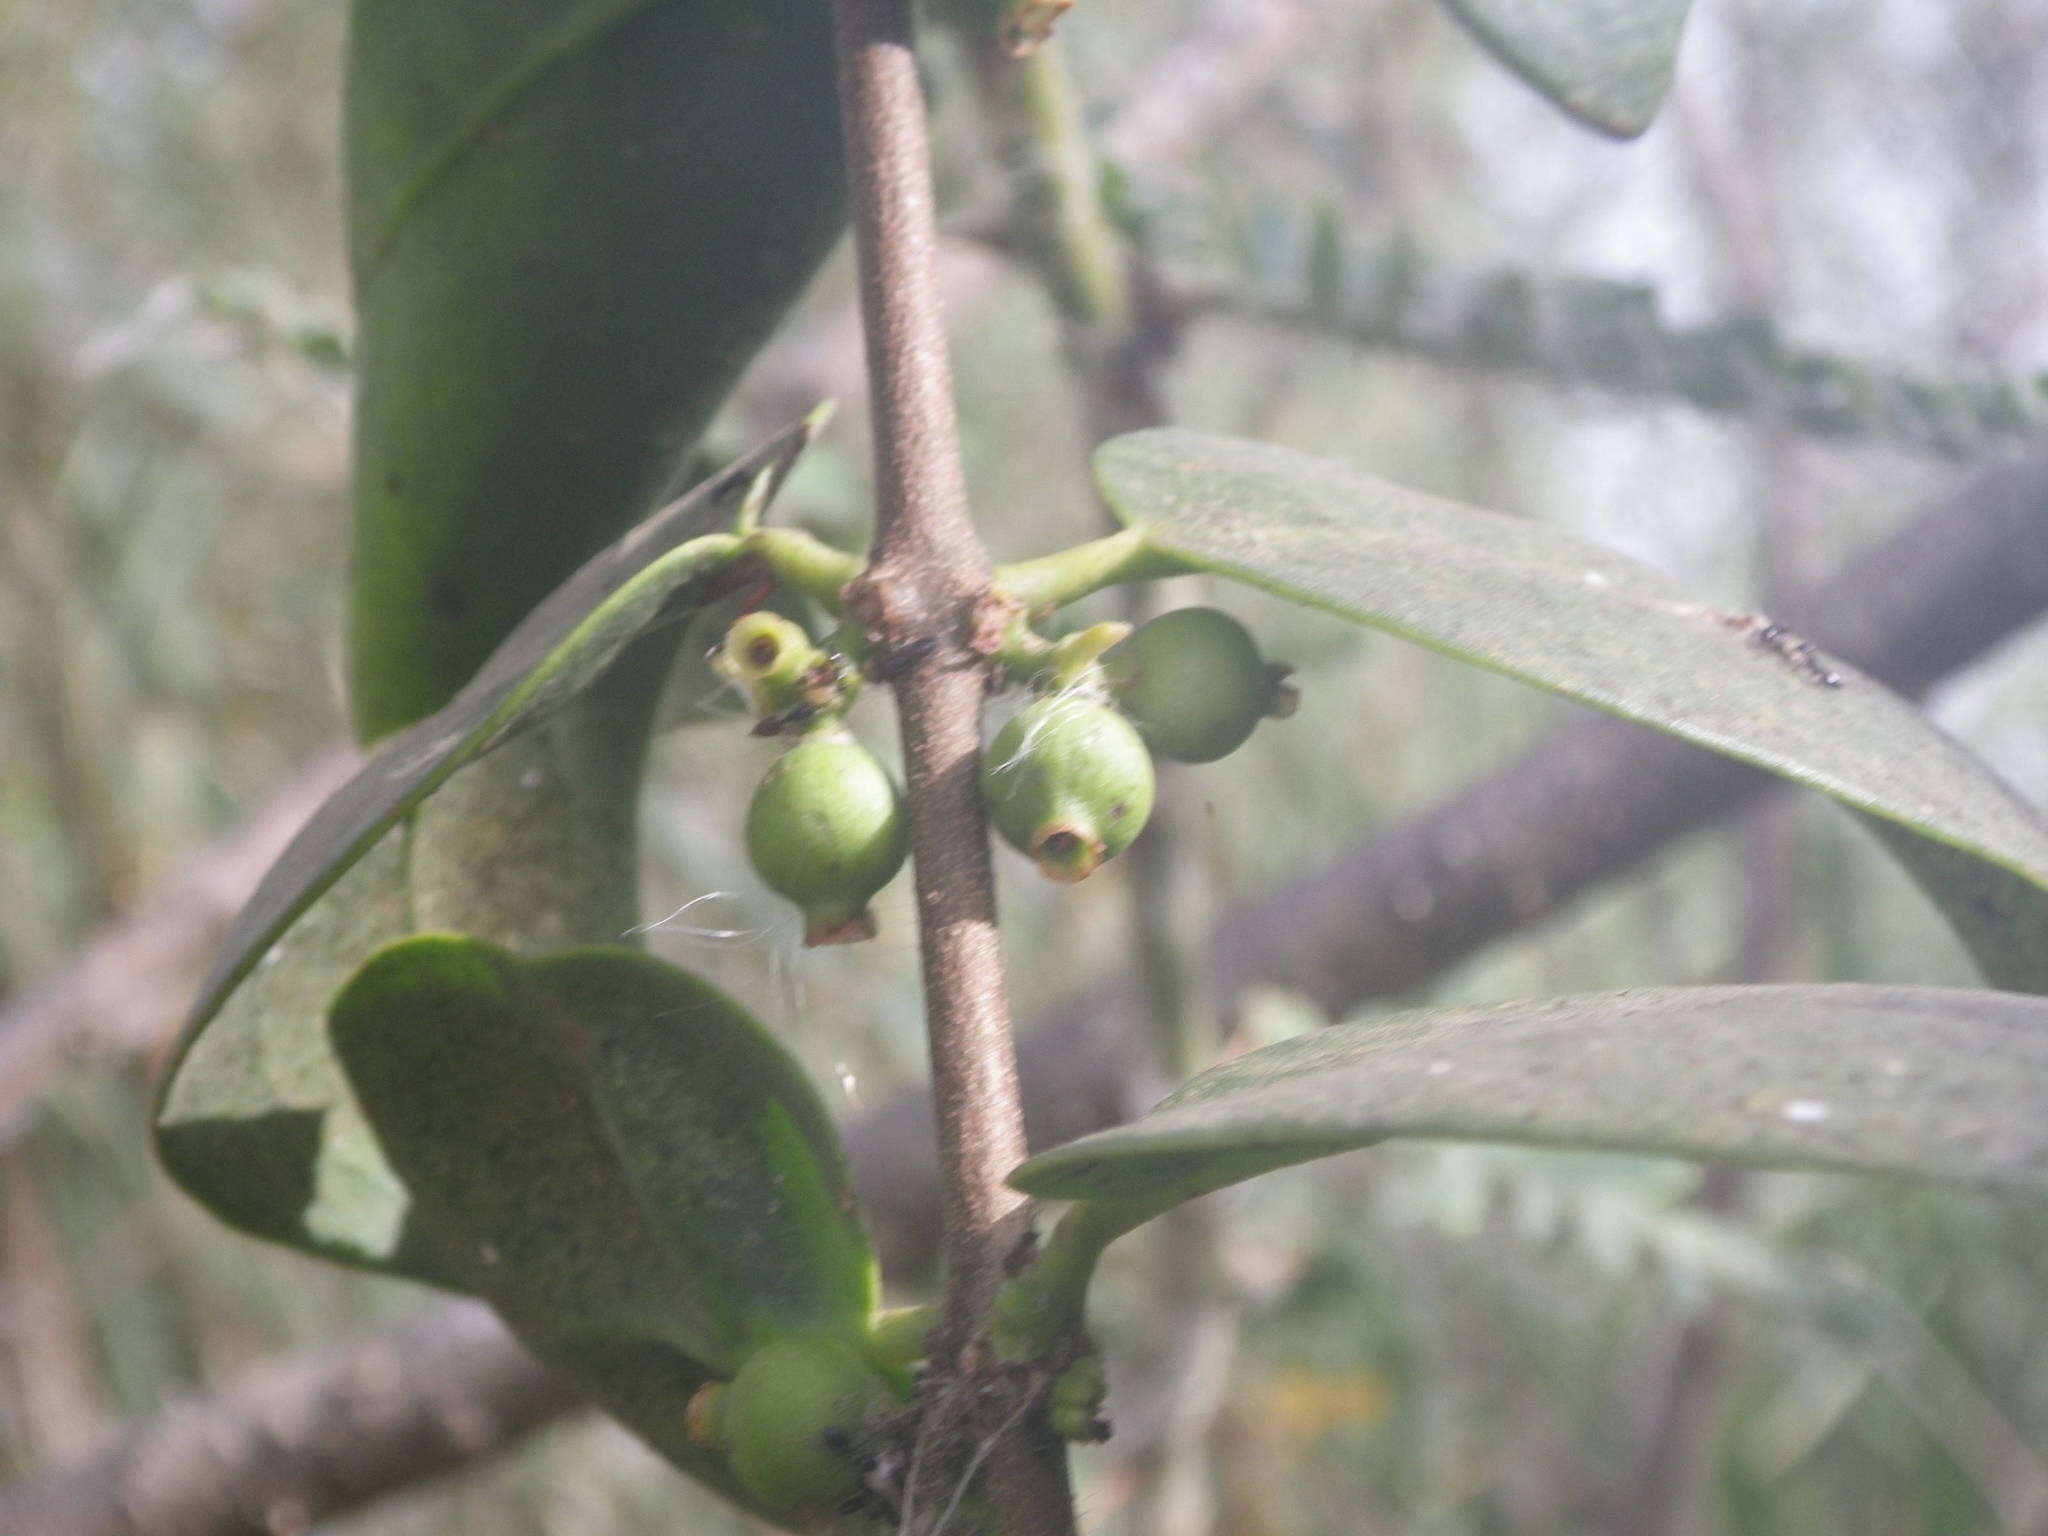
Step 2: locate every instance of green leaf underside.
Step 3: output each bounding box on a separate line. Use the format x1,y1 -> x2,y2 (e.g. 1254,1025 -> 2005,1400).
328,939 -> 875,1372
346,0 -> 844,737
1439,0 -> 1693,138
177,421 -> 812,1056
153,422 -> 817,1270
1096,428 -> 2048,991
1012,985 -> 2048,1206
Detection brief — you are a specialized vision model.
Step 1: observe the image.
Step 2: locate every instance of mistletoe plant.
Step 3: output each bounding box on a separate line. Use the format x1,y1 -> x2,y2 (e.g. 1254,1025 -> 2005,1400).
153,1 -> 2048,1535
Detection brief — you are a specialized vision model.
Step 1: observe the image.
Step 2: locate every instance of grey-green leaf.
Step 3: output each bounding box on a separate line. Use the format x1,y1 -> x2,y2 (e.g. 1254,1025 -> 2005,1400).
1012,985 -> 2048,1207
1439,0 -> 1694,138
154,420 -> 818,1270
1094,428 -> 2048,991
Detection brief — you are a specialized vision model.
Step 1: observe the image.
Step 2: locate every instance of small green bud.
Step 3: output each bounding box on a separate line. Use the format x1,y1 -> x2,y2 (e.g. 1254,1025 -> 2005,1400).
981,693 -> 1155,883
713,610 -> 853,731
711,1336 -> 894,1522
745,726 -> 907,945
1105,606 -> 1291,764
661,590 -> 817,728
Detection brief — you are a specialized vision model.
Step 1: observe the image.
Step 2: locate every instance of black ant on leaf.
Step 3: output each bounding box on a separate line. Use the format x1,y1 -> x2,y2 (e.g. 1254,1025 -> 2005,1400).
1712,609 -> 1844,689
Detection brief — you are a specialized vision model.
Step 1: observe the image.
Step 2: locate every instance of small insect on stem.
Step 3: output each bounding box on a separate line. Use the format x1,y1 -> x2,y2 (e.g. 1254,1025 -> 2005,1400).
1712,609 -> 1844,689
863,634 -> 940,684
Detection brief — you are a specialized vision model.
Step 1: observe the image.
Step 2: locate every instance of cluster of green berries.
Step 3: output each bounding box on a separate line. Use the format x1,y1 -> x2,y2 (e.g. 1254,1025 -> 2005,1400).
721,602 -> 1293,941
983,606 -> 1295,882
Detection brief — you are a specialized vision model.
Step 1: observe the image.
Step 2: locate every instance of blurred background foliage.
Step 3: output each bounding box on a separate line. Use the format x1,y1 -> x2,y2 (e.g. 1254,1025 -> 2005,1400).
5,1 -> 2048,1532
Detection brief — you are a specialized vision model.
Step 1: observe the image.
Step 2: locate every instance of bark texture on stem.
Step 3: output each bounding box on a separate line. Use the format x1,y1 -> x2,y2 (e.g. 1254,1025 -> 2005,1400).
828,1 -> 1067,1530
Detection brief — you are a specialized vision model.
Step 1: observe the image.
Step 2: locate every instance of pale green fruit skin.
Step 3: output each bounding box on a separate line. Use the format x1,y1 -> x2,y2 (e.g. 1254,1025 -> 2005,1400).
719,1335 -> 892,1521
1106,606 -> 1271,764
981,695 -> 1155,881
745,728 -> 906,942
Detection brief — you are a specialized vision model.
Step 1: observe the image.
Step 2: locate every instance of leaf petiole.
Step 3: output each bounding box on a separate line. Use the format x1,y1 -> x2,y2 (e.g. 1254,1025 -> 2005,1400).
988,1195 -> 1170,1364
995,527 -> 1187,614
744,526 -> 868,612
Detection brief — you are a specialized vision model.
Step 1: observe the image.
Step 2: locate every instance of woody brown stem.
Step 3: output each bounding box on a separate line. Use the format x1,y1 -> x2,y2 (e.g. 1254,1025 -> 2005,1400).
826,0 -> 1074,1531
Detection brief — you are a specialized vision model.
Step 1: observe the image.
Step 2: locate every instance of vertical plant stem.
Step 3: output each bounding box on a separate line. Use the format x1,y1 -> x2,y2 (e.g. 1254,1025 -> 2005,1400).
826,2 -> 1075,1531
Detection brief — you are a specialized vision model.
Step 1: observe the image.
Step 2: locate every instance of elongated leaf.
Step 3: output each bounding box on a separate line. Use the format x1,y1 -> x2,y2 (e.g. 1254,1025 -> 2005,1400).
1095,428 -> 2048,990
324,938 -> 871,1510
1439,0 -> 1693,138
155,420 -> 818,1269
1012,985 -> 2048,1207
347,0 -> 845,738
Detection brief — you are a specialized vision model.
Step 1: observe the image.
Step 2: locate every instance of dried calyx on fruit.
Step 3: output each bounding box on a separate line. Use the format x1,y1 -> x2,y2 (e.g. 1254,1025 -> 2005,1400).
1104,606 -> 1295,763
981,689 -> 1155,883
745,723 -> 907,945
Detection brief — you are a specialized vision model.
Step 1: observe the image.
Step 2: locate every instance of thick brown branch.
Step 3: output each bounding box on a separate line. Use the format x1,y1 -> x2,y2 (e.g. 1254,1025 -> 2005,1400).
0,1304 -> 574,1536
0,751 -> 361,1145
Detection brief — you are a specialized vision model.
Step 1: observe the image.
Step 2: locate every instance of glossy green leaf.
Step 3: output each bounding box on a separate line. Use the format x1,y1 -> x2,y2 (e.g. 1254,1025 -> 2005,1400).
347,0 -> 845,739
1012,985 -> 2048,1206
1439,0 -> 1693,138
329,939 -> 876,1368
1095,428 -> 2048,991
155,421 -> 819,1269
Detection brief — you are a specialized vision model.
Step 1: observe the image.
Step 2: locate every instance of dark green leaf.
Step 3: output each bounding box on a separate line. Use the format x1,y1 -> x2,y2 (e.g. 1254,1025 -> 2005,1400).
347,0 -> 845,738
155,421 -> 819,1270
312,938 -> 871,1512
1012,985 -> 2048,1206
1439,0 -> 1693,138
327,938 -> 876,1369
1095,428 -> 2048,990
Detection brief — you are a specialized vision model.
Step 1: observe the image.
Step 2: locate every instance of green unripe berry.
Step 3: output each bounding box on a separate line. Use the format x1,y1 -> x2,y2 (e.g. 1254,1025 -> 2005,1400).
981,694 -> 1155,883
712,1335 -> 893,1522
745,726 -> 906,945
1105,606 -> 1288,764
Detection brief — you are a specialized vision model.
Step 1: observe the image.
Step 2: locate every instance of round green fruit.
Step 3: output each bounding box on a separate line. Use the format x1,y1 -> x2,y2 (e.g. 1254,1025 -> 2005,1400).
1105,606 -> 1283,764
717,1335 -> 893,1522
745,726 -> 907,945
981,693 -> 1155,882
